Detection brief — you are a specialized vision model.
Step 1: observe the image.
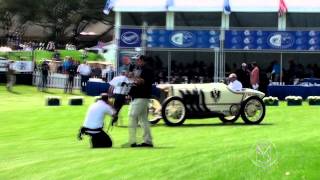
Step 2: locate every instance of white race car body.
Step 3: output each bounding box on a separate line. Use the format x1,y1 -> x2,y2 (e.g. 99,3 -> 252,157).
149,82 -> 266,126
159,83 -> 265,116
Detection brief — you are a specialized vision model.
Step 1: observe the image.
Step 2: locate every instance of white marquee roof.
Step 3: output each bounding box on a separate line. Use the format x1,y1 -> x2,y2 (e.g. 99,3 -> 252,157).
286,0 -> 320,13
230,0 -> 278,12
168,0 -> 223,12
112,0 -> 320,13
113,0 -> 168,12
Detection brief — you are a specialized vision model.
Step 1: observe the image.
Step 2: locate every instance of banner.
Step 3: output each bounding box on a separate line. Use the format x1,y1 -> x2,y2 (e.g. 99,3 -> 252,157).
146,29 -> 220,49
225,30 -> 320,51
119,28 -> 142,48
0,60 -> 33,73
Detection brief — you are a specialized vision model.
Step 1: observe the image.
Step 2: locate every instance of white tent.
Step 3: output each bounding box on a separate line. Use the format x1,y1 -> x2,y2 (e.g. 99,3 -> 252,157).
229,0 -> 278,12
112,0 -> 320,13
113,0 -> 168,12
168,0 -> 223,12
286,0 -> 320,13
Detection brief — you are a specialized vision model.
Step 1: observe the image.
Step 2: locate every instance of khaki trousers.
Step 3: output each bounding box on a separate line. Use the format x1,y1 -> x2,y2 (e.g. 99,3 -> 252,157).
129,98 -> 152,144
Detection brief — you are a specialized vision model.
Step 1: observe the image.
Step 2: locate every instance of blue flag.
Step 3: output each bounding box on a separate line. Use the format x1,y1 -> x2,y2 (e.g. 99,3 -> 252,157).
167,0 -> 174,9
103,0 -> 115,15
223,0 -> 231,15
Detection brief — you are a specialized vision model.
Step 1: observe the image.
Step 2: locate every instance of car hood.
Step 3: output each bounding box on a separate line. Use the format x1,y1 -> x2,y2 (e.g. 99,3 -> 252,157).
242,88 -> 265,99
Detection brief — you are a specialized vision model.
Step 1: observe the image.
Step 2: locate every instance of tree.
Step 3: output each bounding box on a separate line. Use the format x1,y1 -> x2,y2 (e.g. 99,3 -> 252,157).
0,0 -> 114,47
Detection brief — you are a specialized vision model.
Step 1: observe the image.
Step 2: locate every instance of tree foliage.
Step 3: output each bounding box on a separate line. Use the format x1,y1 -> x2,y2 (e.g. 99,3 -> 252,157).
0,0 -> 113,44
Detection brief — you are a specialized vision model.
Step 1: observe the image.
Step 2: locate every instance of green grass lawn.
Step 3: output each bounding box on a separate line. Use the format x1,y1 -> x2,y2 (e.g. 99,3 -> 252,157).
0,85 -> 319,180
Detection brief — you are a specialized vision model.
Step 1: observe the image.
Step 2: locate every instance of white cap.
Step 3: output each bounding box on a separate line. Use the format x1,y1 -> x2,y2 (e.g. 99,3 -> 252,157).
228,73 -> 237,78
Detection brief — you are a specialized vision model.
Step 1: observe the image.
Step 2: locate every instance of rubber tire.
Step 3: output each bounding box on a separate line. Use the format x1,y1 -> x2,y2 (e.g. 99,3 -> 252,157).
149,118 -> 161,125
241,96 -> 266,124
161,96 -> 186,126
219,113 -> 240,123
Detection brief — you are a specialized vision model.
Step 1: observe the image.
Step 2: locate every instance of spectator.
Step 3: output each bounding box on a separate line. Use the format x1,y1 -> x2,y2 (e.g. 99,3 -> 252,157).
77,61 -> 91,92
108,70 -> 133,126
6,61 -> 15,91
46,41 -> 55,51
236,63 -> 251,88
91,64 -> 102,78
250,62 -> 260,90
38,60 -> 50,91
64,59 -> 77,94
271,61 -> 281,82
53,50 -> 61,61
62,56 -> 71,73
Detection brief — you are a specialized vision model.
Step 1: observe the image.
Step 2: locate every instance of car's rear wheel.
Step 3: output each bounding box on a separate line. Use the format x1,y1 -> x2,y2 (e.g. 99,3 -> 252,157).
161,96 -> 186,126
241,96 -> 266,124
219,104 -> 241,123
148,98 -> 162,125
219,115 -> 239,123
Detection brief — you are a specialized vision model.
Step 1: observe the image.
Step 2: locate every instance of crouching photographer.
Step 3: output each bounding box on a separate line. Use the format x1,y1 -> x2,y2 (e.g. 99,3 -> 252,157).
78,93 -> 117,148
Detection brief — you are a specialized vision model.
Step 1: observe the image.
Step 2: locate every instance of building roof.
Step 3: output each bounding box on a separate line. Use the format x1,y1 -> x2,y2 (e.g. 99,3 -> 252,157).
112,0 -> 320,13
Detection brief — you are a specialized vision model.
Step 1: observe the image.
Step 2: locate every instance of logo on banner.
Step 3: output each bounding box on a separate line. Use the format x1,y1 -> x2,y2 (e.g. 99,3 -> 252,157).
268,32 -> 294,49
121,31 -> 140,45
170,31 -> 195,47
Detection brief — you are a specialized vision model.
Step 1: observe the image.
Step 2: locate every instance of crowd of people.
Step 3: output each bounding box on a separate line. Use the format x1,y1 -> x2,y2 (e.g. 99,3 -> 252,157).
36,57 -> 115,93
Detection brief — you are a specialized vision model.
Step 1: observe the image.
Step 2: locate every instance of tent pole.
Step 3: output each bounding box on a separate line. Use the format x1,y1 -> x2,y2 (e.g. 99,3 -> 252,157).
168,51 -> 171,83
280,53 -> 283,84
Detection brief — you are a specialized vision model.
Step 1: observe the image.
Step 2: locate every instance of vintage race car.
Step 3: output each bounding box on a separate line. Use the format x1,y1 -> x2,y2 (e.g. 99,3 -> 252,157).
148,83 -> 266,126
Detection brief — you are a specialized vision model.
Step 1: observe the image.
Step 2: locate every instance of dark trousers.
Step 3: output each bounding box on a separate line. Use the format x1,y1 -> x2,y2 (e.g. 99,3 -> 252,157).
41,75 -> 48,90
114,94 -> 127,114
80,75 -> 90,92
112,94 -> 127,124
89,131 -> 112,148
65,76 -> 74,93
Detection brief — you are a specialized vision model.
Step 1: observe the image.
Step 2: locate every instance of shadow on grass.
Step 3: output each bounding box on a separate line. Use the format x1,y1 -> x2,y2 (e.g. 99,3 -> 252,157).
151,122 -> 274,128
114,146 -> 175,149
41,90 -> 56,94
8,90 -> 21,94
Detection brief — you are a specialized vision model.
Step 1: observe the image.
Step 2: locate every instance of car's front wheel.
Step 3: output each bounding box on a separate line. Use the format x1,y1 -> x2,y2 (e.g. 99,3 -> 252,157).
241,96 -> 266,124
161,96 -> 186,126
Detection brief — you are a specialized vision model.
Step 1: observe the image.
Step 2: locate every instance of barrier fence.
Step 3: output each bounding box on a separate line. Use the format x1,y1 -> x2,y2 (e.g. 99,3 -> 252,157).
33,72 -> 80,89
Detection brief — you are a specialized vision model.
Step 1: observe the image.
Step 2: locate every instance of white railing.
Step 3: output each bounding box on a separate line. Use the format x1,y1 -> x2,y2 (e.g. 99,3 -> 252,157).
33,72 -> 80,89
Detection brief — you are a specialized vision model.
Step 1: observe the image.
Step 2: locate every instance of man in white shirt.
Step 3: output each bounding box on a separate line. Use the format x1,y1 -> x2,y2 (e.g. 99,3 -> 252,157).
108,70 -> 133,125
79,93 -> 116,148
77,61 -> 91,92
228,73 -> 243,92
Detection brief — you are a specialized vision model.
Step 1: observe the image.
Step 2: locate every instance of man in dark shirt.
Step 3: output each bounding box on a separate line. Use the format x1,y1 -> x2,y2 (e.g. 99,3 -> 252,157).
6,61 -> 15,91
236,63 -> 251,88
64,60 -> 77,94
39,61 -> 50,91
127,55 -> 154,147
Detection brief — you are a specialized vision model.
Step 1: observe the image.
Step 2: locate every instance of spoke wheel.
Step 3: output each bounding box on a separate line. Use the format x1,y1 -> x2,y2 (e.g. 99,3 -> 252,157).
241,96 -> 266,124
161,97 -> 186,126
219,104 -> 241,123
